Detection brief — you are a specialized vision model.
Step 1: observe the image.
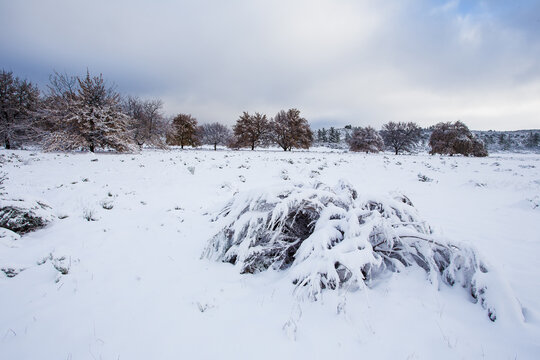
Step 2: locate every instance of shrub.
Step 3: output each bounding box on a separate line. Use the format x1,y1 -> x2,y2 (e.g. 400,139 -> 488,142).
204,181 -> 496,321
347,126 -> 384,153
429,121 -> 488,157
0,198 -> 54,234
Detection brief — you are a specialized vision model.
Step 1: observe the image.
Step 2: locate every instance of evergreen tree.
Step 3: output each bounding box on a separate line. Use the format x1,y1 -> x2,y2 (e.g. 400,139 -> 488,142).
44,71 -> 134,152
321,128 -> 328,142
328,127 -> 340,143
498,133 -> 510,150
0,70 -> 41,149
526,132 -> 539,148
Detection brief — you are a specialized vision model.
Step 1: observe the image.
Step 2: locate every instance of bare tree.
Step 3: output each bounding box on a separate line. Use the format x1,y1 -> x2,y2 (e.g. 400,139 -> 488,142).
200,122 -> 231,150
167,113 -> 200,149
270,108 -> 313,151
429,121 -> 488,157
347,126 -> 384,153
41,71 -> 77,132
231,112 -> 271,150
380,121 -> 422,155
47,71 -> 78,100
124,96 -> 167,148
43,70 -> 135,152
0,70 -> 41,149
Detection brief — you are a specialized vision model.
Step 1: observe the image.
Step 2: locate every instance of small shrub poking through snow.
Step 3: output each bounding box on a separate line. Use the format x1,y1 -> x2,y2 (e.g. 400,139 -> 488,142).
101,200 -> 114,210
528,195 -> 539,209
82,207 -> 97,221
0,198 -> 54,234
417,173 -> 433,182
204,180 -> 497,321
0,172 -> 7,195
1,267 -> 24,278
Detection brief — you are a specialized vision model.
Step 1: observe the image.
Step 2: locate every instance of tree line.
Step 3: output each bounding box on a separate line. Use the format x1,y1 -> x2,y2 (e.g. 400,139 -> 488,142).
167,109 -> 313,151
344,121 -> 488,156
1,68 -> 489,156
0,69 -> 314,152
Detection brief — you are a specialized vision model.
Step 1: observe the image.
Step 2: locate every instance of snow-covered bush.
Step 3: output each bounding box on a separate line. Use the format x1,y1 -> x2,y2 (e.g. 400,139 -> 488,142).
0,198 -> 54,234
417,173 -> 433,182
204,180 -> 496,321
347,126 -> 384,153
429,121 -> 488,157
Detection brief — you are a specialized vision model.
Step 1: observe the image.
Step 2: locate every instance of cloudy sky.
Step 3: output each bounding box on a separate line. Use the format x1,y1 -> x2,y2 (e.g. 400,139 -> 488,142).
1,0 -> 539,130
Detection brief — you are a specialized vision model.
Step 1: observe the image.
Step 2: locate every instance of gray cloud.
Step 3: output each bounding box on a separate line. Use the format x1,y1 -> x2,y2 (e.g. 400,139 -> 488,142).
1,0 -> 539,130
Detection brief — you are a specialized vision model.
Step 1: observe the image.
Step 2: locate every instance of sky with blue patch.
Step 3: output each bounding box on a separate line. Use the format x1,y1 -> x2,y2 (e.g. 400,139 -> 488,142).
1,0 -> 539,130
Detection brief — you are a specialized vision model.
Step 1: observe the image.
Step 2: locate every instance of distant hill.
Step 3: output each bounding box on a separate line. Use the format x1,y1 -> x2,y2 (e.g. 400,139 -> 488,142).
472,130 -> 540,152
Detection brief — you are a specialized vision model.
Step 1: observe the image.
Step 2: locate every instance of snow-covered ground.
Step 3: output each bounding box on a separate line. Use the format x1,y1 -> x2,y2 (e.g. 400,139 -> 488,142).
1,148 -> 539,359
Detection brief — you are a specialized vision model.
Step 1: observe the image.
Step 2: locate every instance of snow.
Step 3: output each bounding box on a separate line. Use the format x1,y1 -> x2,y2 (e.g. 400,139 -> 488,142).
1,148 -> 539,359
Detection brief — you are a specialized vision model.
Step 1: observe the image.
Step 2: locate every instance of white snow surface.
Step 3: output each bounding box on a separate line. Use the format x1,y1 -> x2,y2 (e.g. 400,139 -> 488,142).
1,148 -> 539,359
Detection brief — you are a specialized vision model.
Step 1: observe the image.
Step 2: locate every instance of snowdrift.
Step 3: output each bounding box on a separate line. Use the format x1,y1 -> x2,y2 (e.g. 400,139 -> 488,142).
204,180 -> 497,321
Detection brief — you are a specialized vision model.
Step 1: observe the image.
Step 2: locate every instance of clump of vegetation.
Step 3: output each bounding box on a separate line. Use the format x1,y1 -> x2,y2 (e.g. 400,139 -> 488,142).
0,199 -> 54,234
429,121 -> 488,157
417,173 -> 433,182
38,253 -> 71,275
204,181 -> 496,321
100,200 -> 114,210
1,267 -> 25,278
347,126 -> 384,153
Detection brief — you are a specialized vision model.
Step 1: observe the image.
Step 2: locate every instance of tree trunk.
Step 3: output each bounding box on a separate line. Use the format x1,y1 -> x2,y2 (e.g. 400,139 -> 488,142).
4,136 -> 10,150
214,143 -> 217,151
251,143 -> 255,150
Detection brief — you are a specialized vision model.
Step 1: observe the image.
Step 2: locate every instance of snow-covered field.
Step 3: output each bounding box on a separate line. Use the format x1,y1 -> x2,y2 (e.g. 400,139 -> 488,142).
1,148 -> 539,359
